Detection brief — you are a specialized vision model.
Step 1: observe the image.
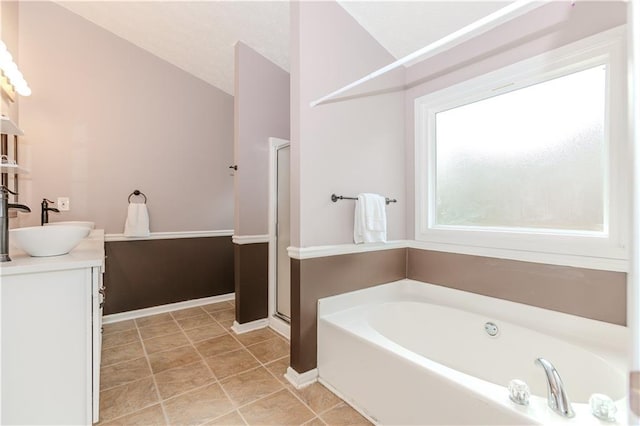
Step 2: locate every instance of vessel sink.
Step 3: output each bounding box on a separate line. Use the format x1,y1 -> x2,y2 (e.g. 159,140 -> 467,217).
10,225 -> 91,257
45,220 -> 95,230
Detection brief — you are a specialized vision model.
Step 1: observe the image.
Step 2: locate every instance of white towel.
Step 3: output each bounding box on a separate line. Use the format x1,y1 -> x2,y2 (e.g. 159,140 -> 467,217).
124,203 -> 150,237
354,193 -> 387,244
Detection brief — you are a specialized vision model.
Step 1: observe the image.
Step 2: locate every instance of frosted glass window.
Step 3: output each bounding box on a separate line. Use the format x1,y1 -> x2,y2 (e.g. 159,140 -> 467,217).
434,66 -> 606,232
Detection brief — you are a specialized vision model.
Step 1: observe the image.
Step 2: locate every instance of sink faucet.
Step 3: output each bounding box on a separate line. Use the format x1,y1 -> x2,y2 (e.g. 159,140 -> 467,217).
535,357 -> 575,418
41,198 -> 59,225
1,185 -> 31,262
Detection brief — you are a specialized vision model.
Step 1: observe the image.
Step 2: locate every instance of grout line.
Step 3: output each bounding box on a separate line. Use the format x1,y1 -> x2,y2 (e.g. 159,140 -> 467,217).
97,400 -> 165,425
98,301 -> 234,425
100,300 -> 345,426
135,317 -> 172,425
225,329 -> 329,424
173,305 -> 242,426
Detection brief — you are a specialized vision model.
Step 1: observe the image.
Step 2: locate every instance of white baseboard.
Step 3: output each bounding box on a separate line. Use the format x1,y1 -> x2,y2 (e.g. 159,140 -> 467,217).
231,318 -> 269,334
103,293 -> 235,324
285,367 -> 318,389
269,316 -> 290,340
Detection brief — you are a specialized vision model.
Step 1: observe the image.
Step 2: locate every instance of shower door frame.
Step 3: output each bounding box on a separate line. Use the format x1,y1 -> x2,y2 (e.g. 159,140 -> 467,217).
268,137 -> 291,339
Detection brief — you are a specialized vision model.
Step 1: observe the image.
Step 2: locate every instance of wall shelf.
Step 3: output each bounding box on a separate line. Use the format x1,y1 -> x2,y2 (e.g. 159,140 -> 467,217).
0,163 -> 29,174
1,116 -> 25,210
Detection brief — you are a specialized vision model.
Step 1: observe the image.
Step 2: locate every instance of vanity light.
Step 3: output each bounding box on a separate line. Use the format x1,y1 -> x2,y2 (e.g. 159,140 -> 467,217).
0,41 -> 31,99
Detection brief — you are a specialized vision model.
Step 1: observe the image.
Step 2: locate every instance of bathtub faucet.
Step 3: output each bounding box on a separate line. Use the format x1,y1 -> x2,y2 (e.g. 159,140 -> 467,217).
535,357 -> 575,418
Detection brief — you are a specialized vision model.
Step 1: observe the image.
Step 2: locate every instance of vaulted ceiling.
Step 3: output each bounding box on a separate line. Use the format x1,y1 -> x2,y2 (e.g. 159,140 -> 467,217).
56,1 -> 511,95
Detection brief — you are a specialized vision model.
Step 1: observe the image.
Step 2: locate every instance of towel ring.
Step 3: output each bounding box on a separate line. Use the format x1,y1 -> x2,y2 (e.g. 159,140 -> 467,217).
128,190 -> 147,204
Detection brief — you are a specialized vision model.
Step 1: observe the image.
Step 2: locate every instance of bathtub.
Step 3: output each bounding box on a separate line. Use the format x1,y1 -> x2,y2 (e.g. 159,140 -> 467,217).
317,279 -> 628,425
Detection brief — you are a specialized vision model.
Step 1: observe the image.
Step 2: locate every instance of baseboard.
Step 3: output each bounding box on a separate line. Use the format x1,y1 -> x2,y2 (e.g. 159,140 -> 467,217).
231,318 -> 269,334
269,316 -> 290,340
103,293 -> 235,324
285,367 -> 318,389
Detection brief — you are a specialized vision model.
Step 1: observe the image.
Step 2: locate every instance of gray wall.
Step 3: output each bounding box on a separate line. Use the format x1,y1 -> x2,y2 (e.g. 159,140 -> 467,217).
15,1 -> 236,314
287,0 -> 630,375
234,41 -> 290,237
290,0 -> 406,248
17,1 -> 234,233
233,42 -> 290,324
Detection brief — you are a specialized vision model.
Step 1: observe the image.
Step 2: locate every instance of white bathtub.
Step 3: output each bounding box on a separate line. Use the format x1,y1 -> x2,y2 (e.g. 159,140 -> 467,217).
317,279 -> 628,425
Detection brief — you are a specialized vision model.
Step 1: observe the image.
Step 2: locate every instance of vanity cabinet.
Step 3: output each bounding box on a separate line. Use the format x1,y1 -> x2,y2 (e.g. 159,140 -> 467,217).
0,231 -> 104,425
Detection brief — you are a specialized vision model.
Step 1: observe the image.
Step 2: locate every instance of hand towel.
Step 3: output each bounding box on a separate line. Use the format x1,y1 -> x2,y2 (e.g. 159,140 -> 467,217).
354,193 -> 387,244
124,203 -> 150,237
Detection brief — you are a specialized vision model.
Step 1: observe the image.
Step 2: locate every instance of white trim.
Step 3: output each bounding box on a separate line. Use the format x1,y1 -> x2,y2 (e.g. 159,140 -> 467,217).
288,240 -> 410,260
269,315 -> 291,340
414,27 -> 628,265
105,230 -> 233,242
286,240 -> 627,272
285,367 -> 318,389
102,293 -> 234,324
230,318 -> 269,334
232,234 -> 269,244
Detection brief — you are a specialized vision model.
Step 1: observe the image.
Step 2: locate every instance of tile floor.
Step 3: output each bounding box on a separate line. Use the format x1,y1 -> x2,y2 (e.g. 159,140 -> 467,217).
98,300 -> 371,425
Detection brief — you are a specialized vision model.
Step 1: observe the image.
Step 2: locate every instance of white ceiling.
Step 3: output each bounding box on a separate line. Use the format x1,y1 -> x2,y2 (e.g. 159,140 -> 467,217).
56,1 -> 511,96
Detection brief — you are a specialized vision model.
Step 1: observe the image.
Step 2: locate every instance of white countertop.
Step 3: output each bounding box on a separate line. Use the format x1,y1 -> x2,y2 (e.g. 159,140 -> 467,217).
0,229 -> 105,276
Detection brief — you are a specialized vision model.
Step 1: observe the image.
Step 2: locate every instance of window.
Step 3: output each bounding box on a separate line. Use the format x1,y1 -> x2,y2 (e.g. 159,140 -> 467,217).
415,28 -> 627,268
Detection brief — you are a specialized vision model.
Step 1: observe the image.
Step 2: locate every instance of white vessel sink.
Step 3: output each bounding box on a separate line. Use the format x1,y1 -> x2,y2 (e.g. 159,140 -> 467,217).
45,221 -> 95,230
10,225 -> 91,257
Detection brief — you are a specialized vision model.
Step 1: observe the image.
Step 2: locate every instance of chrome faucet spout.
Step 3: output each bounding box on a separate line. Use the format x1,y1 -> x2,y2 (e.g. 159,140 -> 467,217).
535,357 -> 575,418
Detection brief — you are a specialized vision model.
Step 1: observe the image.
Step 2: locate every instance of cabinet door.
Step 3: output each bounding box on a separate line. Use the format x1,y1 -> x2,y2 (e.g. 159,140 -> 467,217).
1,268 -> 93,425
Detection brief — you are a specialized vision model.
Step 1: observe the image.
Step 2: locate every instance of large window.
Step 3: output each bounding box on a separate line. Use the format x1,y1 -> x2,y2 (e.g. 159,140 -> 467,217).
415,28 -> 627,268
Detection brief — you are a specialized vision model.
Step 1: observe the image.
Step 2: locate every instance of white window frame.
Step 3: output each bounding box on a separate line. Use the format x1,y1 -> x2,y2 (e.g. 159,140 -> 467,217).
414,27 -> 628,271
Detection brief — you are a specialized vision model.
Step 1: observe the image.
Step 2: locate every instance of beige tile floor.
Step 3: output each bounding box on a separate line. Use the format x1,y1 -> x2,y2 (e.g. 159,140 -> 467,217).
98,301 -> 371,426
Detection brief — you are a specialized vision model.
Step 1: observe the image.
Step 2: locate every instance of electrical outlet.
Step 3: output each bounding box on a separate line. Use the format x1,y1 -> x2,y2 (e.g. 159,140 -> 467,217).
58,197 -> 70,211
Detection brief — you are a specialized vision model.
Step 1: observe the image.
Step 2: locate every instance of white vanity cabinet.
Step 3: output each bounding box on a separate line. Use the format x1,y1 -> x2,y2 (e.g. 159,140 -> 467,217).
0,230 -> 104,425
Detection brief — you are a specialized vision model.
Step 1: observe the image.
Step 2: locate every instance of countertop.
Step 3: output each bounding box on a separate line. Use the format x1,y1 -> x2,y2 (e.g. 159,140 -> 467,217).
0,229 -> 105,276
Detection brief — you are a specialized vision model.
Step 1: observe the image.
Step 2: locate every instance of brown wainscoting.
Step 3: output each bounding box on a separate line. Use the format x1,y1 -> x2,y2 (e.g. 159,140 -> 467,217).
407,248 -> 626,326
290,248 -> 407,373
234,242 -> 269,324
104,236 -> 234,314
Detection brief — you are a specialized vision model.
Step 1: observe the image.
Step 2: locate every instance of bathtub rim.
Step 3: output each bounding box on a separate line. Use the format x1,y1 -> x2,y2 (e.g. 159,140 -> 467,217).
317,278 -> 628,357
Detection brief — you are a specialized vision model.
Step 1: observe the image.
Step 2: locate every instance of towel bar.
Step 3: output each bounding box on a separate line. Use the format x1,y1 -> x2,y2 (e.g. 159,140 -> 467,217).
128,190 -> 147,204
331,193 -> 397,205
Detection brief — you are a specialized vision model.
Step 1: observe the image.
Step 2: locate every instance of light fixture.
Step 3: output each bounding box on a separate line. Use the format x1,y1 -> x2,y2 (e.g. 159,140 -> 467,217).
0,40 -> 31,100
